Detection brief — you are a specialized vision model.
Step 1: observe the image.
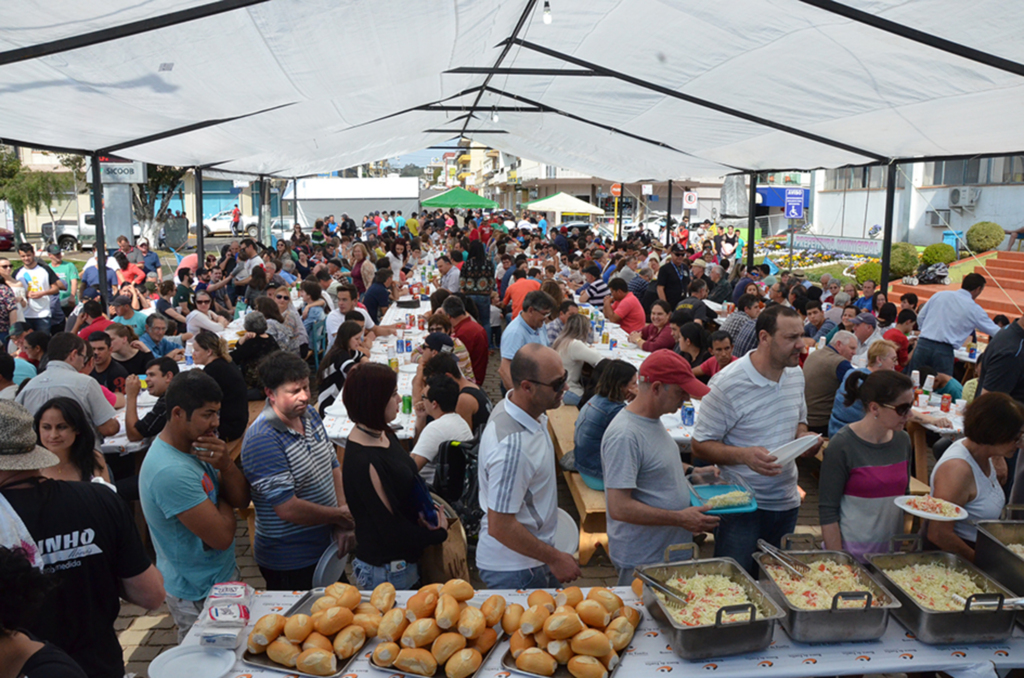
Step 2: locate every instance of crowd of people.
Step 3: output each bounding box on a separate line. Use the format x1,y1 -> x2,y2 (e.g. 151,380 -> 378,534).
1,205 -> 1023,678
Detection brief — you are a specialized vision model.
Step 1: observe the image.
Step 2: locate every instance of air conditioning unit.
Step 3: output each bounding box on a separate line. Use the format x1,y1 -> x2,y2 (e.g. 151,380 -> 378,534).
926,209 -> 950,228
949,187 -> 980,208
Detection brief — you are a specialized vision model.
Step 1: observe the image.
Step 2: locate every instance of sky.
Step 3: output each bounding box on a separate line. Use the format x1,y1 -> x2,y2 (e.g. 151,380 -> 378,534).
394,148 -> 442,168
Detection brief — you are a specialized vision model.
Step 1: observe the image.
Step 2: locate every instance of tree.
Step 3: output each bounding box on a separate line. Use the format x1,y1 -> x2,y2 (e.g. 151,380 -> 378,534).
132,165 -> 188,244
399,163 -> 423,177
0,146 -> 74,244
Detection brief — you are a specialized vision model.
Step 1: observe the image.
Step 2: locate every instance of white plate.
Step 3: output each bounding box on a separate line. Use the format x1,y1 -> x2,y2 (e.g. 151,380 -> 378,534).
894,495 -> 968,522
768,434 -> 821,465
148,646 -> 235,678
399,363 -> 418,373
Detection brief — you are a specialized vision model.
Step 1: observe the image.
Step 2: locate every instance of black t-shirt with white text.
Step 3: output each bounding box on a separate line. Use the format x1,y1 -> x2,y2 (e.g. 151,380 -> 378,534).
2,479 -> 151,678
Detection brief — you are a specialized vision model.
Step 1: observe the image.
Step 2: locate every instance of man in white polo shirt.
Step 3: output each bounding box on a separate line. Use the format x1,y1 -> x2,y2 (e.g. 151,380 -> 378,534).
692,305 -> 820,574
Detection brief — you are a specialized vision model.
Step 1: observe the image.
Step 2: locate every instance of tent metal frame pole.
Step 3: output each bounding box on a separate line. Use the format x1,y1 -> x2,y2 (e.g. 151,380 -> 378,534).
746,173 -> 757,271
195,167 -> 205,267
90,153 -> 110,309
292,177 -> 299,229
665,180 -> 673,248
880,162 -> 898,293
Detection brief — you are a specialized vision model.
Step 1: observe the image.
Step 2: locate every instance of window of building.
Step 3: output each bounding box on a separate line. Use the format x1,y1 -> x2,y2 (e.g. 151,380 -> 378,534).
823,166 -> 904,190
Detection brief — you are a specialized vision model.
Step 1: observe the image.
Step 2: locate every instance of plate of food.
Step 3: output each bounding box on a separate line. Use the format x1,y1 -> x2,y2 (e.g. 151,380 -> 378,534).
894,495 -> 967,522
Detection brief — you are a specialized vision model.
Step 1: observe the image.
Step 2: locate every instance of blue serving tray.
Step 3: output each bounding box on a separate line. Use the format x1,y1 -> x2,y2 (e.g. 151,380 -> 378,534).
690,484 -> 758,515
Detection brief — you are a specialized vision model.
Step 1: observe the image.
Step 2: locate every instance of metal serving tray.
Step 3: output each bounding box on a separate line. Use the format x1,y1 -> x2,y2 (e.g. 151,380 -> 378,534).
865,551 -> 1018,644
636,545 -> 785,661
242,588 -> 364,678
754,550 -> 901,643
976,521 -> 1024,596
367,629 -> 505,678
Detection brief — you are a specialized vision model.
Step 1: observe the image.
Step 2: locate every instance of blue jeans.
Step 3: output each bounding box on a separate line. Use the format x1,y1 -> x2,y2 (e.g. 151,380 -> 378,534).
23,317 -> 50,334
351,558 -> 420,591
469,295 -> 491,345
713,507 -> 800,575
906,337 -> 955,377
563,390 -> 581,407
478,565 -> 558,590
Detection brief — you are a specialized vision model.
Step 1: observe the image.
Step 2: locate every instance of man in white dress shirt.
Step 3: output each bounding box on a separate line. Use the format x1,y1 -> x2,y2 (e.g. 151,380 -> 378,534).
907,273 -> 1001,375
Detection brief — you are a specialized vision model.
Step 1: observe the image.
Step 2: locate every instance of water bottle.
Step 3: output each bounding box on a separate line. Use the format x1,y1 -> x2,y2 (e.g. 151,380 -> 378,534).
185,340 -> 194,366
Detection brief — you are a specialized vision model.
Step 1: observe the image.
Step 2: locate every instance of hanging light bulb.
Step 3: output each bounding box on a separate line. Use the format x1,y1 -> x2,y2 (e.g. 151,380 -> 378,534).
491,108 -> 500,123
543,0 -> 552,24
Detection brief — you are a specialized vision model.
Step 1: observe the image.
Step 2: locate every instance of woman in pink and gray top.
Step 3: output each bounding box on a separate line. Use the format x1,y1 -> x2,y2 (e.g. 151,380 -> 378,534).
819,370 -> 914,562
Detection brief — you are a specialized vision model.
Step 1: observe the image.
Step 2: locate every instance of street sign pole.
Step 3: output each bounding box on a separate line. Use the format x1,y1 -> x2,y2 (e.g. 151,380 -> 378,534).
665,180 -> 673,247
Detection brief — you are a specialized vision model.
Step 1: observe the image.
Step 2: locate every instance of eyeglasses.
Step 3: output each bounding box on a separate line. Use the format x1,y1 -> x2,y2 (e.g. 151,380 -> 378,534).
526,371 -> 569,392
882,402 -> 913,416
196,299 -> 211,305
274,295 -> 289,300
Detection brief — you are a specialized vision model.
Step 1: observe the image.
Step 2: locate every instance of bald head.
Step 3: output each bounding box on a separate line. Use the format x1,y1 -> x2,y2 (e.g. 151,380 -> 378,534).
510,343 -> 559,386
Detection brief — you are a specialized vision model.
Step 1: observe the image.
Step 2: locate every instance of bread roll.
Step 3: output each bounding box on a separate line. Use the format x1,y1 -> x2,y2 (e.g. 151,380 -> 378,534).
519,605 -> 551,635
352,612 -> 381,637
314,606 -> 354,636
554,605 -> 577,615
445,648 -> 483,678
570,629 -> 612,657
528,590 -> 556,612
356,602 -> 381,616
332,624 -> 366,659
543,611 -> 584,640
469,626 -> 498,654
371,581 -> 397,613
246,630 -> 267,655
267,638 -> 301,667
378,607 -> 410,642
284,614 -> 314,643
598,649 -> 619,671
296,647 -> 338,676
615,605 -> 641,628
533,630 -> 551,649
585,588 -> 622,614
406,589 -> 439,622
457,605 -> 486,639
372,641 -> 401,667
546,639 -> 573,664
501,603 -> 525,634
325,582 -> 361,610
431,631 -> 467,665
480,594 -> 506,627
556,586 -> 584,608
401,617 -> 442,648
603,617 -> 634,652
252,613 -> 287,646
419,582 -> 444,597
509,629 -> 535,658
302,631 -> 333,653
630,578 -> 643,598
575,600 -> 611,629
515,648 -> 557,676
441,578 -> 475,602
394,648 -> 438,676
310,595 -> 338,614
568,655 -> 609,678
435,593 -> 460,629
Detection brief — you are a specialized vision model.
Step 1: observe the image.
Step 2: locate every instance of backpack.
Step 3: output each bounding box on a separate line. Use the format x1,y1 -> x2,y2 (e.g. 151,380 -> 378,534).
430,437 -> 484,539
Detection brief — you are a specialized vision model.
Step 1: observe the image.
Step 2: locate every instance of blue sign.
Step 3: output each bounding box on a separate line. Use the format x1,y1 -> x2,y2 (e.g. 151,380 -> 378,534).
785,188 -> 804,219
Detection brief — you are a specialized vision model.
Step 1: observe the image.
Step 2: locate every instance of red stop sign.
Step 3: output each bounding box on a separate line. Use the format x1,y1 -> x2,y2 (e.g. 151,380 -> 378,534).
610,183 -> 622,197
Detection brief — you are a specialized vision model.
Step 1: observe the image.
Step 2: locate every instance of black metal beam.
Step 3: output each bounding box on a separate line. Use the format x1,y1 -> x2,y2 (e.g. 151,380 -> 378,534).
797,0 -> 1024,79
0,0 -> 269,67
880,162 -> 898,293
445,67 -> 597,76
195,167 -> 205,265
423,129 -> 509,134
419,105 -> 546,113
91,153 -> 110,309
0,137 -> 92,156
507,38 -> 886,163
100,102 -> 295,154
746,173 -> 757,270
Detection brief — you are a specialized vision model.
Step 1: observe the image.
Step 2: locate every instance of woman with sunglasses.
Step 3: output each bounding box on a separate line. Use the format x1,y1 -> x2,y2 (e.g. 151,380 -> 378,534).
926,393 -> 1024,562
552,313 -> 604,407
185,290 -> 229,336
572,360 -> 638,490
819,369 -> 914,561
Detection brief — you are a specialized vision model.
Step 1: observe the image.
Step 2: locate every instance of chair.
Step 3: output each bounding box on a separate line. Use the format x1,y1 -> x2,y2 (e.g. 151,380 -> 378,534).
309,318 -> 327,369
168,246 -> 185,266
963,378 -> 978,403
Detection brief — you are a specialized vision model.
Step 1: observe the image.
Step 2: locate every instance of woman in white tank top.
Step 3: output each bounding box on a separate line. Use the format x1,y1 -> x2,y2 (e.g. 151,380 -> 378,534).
928,392 -> 1024,562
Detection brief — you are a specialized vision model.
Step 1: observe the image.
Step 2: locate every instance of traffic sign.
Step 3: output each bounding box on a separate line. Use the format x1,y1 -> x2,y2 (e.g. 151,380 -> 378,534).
785,188 -> 804,219
641,183 -> 653,195
682,191 -> 698,209
610,183 -> 622,197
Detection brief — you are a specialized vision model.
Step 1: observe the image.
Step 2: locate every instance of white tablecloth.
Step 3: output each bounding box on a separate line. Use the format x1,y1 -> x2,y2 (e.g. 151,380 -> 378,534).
99,392 -> 157,455
180,586 -> 1024,678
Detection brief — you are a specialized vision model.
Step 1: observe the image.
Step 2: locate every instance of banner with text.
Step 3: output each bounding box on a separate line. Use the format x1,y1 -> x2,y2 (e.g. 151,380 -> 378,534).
792,234 -> 882,256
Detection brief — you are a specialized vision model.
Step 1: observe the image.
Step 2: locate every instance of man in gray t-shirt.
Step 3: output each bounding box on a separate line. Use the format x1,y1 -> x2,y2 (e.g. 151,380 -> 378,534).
602,349 -> 718,585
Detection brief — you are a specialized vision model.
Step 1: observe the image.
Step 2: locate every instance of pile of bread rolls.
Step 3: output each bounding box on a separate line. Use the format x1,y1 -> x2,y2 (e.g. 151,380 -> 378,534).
506,586 -> 639,678
371,578 -> 502,678
246,581 -> 396,676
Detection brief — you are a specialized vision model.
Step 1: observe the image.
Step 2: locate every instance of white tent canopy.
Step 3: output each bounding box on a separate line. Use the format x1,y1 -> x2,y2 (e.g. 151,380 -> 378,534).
2,1 -> 1024,180
526,192 -> 604,215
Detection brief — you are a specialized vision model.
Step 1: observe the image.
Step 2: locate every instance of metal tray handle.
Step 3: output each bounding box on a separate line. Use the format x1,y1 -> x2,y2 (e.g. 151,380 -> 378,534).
714,603 -> 755,626
663,543 -> 697,563
964,593 -> 1005,612
888,533 -> 922,553
1000,504 -> 1024,520
830,590 -> 872,611
780,533 -> 818,551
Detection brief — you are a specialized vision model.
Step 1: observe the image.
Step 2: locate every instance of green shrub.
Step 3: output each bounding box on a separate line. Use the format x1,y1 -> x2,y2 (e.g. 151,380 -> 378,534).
855,262 -> 882,285
922,243 -> 957,266
966,221 -> 1005,252
888,242 -> 920,277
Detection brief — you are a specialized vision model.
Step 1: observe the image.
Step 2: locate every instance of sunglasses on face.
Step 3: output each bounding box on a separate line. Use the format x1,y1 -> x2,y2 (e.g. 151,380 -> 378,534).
196,299 -> 211,305
526,371 -> 569,392
275,294 -> 289,300
882,402 -> 913,416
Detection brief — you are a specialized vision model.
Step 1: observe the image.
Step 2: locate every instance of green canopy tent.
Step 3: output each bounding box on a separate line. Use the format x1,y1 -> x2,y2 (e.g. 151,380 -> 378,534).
421,187 -> 498,210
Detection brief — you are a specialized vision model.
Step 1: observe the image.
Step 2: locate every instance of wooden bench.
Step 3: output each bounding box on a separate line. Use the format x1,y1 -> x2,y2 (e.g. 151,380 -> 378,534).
547,404 -> 609,565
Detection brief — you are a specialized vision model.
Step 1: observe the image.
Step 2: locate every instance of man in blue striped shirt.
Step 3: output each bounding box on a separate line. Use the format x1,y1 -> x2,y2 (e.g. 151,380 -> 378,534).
241,351 -> 354,590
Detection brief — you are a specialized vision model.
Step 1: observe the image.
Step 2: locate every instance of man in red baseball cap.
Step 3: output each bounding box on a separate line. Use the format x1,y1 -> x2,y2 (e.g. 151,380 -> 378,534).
601,349 -> 716,585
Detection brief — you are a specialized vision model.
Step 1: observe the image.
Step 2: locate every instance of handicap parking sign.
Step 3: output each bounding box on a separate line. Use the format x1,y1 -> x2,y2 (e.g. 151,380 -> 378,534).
785,188 -> 804,219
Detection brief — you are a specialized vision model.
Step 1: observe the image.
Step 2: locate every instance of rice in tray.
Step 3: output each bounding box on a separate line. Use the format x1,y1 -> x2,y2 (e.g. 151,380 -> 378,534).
764,560 -> 879,610
1007,543 -> 1024,560
704,490 -> 752,509
656,573 -> 761,626
883,563 -> 987,611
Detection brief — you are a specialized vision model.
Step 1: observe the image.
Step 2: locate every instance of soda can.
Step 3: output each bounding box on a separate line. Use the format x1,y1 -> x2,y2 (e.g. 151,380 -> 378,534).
404,339 -> 412,353
406,313 -> 415,329
609,339 -> 618,350
388,357 -> 399,372
969,343 -> 977,360
402,395 -> 413,415
396,339 -> 405,354
682,404 -> 695,427
418,316 -> 426,331
941,393 -> 952,413
601,331 -> 610,344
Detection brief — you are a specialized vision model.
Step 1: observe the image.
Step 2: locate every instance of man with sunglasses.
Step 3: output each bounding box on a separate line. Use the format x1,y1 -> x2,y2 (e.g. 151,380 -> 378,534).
477,343 -> 581,589
136,238 -> 162,276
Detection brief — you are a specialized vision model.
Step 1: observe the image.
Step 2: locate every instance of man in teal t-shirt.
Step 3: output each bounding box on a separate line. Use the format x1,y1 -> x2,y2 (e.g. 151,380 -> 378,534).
139,370 -> 250,642
47,245 -> 79,310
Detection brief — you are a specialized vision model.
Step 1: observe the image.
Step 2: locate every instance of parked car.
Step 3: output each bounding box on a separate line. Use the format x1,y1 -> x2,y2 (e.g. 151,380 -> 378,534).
0,228 -> 13,251
192,210 -> 260,238
41,213 -> 141,251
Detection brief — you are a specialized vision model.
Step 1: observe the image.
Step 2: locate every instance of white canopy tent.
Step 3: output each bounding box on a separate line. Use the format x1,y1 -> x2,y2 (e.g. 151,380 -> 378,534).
525,191 -> 604,225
